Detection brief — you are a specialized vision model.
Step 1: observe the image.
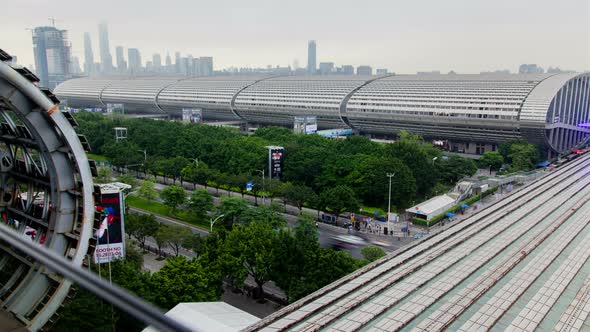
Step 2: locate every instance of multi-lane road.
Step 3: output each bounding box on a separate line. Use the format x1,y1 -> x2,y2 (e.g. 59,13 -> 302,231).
245,153 -> 590,332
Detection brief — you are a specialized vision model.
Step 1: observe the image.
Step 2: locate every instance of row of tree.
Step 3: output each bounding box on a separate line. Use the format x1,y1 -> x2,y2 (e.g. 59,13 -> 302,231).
55,213 -> 385,331
76,112 -> 480,211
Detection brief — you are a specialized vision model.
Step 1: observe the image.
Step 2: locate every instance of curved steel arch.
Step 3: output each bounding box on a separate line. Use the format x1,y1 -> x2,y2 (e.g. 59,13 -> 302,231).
338,74 -> 396,129
229,75 -> 287,120
0,52 -> 94,330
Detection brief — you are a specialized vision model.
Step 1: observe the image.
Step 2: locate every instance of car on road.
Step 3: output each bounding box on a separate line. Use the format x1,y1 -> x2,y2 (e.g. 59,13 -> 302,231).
330,234 -> 366,250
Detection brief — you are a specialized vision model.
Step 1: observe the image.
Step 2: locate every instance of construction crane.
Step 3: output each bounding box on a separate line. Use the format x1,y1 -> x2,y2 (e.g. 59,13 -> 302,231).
48,17 -> 61,27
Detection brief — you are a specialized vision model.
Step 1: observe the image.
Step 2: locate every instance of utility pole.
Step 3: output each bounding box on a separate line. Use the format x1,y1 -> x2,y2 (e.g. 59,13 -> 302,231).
387,173 -> 395,236
257,169 -> 265,204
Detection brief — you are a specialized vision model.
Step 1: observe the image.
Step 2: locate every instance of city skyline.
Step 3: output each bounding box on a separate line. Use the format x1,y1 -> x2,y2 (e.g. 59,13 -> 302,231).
3,0 -> 589,74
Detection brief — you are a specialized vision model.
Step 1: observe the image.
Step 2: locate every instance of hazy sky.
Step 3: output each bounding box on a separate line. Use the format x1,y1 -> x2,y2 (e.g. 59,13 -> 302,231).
2,0 -> 589,73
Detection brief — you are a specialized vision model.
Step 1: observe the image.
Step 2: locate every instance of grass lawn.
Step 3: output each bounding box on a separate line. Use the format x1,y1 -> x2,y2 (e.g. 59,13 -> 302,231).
361,206 -> 386,217
87,153 -> 109,162
126,195 -> 214,231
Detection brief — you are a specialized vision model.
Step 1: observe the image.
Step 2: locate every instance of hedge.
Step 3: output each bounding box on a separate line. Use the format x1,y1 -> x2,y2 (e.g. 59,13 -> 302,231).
413,186 -> 498,227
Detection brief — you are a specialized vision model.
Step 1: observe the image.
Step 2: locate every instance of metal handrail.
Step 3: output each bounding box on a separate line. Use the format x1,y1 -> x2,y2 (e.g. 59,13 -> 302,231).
0,223 -> 196,332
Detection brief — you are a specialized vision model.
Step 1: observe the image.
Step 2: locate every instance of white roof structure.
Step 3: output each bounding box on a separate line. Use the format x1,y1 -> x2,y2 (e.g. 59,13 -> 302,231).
98,182 -> 132,194
246,152 -> 590,332
142,302 -> 259,332
406,195 -> 456,220
55,73 -> 590,153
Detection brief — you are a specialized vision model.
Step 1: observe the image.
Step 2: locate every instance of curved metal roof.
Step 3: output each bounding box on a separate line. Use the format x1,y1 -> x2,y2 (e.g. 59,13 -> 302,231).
54,73 -> 590,152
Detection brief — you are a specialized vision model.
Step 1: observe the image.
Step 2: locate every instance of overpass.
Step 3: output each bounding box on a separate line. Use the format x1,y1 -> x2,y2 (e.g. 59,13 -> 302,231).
247,152 -> 590,332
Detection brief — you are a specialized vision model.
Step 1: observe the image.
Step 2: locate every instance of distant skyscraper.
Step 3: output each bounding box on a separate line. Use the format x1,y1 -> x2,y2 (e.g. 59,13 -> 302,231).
152,53 -> 162,71
307,40 -> 316,74
115,46 -> 127,73
70,56 -> 82,75
376,68 -> 388,75
319,62 -> 334,75
199,57 -> 213,76
127,48 -> 142,74
341,65 -> 354,75
192,58 -> 201,76
357,66 -> 373,76
32,26 -> 71,89
165,53 -> 172,73
519,64 -> 544,74
83,32 -> 94,75
98,22 -> 113,73
175,52 -> 181,73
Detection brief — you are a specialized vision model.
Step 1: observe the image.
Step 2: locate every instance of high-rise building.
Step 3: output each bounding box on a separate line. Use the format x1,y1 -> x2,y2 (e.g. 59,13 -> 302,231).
152,53 -> 162,72
127,48 -> 142,74
165,53 -> 172,73
376,68 -> 388,75
199,57 -> 213,76
32,26 -> 71,89
519,64 -> 544,74
98,22 -> 113,73
357,65 -> 373,76
115,46 -> 127,73
307,40 -> 316,74
175,52 -> 181,74
70,56 -> 82,75
341,65 -> 354,75
83,32 -> 94,75
319,62 -> 334,75
179,57 -> 189,75
194,59 -> 202,75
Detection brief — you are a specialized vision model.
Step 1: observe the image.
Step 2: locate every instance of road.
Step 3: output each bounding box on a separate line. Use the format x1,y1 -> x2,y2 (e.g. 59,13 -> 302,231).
122,171 -> 418,258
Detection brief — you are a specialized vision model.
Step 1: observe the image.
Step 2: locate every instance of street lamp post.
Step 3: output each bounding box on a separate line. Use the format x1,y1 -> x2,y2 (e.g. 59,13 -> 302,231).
257,169 -> 265,204
387,173 -> 395,236
210,214 -> 225,232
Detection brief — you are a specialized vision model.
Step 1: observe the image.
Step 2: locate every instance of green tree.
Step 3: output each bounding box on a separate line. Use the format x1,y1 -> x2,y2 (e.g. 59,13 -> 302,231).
161,156 -> 190,184
320,185 -> 360,220
53,259 -> 153,332
95,166 -> 113,184
137,180 -> 157,201
216,196 -> 250,228
188,189 -> 214,219
361,246 -> 386,262
223,221 -> 277,298
117,173 -> 137,188
241,203 -> 287,229
479,151 -> 504,173
387,139 -> 440,197
158,225 -> 193,257
160,185 -> 186,211
281,182 -> 315,213
438,155 -> 478,183
346,156 -> 416,208
181,161 -> 211,188
151,256 -> 222,309
182,233 -> 203,256
102,140 -> 143,168
125,213 -> 160,248
154,224 -> 171,256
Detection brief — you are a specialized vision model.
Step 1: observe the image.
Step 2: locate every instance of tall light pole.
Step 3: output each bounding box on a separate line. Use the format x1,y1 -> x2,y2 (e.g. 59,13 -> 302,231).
387,173 -> 395,235
210,214 -> 224,232
138,149 -> 147,161
257,169 -> 265,204
432,156 -> 438,165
